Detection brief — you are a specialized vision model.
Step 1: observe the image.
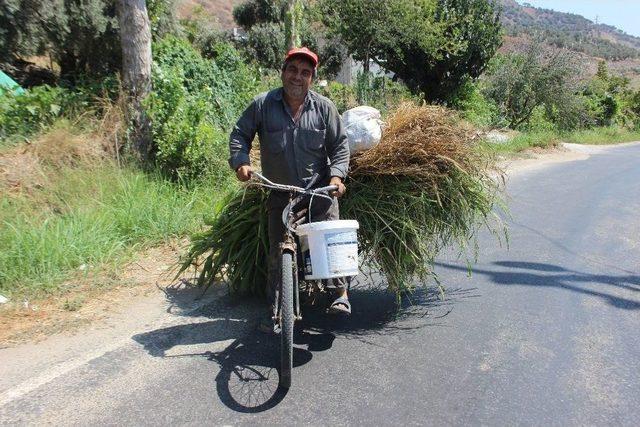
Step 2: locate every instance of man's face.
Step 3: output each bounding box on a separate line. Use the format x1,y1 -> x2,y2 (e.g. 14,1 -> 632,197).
281,57 -> 314,100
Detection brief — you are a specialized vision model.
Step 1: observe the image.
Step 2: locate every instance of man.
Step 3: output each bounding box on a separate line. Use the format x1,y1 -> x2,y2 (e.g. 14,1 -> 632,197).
228,47 -> 351,330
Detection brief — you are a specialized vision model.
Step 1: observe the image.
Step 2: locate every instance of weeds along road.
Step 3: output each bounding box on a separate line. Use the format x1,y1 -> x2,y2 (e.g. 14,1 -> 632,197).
1,143 -> 639,426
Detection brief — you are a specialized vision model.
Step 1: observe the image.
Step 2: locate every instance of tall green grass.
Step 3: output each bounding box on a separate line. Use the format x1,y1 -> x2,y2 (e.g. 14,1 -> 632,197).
562,127 -> 640,145
487,130 -> 560,154
486,127 -> 640,154
0,163 -> 230,298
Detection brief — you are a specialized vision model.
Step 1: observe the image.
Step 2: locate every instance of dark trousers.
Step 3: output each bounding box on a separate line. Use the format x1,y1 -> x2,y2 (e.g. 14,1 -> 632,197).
267,192 -> 346,306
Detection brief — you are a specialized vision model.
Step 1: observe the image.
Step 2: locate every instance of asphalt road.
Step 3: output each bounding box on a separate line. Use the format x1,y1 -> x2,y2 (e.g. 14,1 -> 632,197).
2,143 -> 639,426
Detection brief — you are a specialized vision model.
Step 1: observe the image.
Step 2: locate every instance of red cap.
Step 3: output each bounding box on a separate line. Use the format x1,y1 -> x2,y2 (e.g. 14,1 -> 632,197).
284,47 -> 318,67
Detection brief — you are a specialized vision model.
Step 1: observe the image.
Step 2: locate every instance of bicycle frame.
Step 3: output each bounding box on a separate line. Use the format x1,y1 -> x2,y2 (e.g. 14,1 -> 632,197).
251,172 -> 336,321
251,171 -> 337,388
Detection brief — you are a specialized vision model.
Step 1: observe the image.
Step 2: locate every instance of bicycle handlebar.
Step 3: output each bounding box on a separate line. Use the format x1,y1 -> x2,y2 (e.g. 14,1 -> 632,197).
251,171 -> 337,200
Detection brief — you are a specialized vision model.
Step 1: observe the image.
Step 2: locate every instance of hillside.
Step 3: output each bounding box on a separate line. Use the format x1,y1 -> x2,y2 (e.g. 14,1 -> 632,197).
498,0 -> 640,85
176,0 -> 244,29
500,0 -> 640,61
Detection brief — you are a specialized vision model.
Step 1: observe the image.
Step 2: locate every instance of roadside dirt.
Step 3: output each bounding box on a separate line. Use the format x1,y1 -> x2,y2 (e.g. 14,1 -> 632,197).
0,241 -> 188,347
499,143 -> 588,174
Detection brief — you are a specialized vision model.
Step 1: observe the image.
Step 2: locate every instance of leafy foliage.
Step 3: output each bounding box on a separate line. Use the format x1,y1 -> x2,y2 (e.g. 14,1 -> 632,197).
482,40 -> 585,130
147,0 -> 181,40
321,0 -> 503,102
232,0 -> 347,78
0,86 -> 67,143
233,0 -> 286,30
452,80 -> 501,128
0,74 -> 121,146
581,61 -> 633,127
245,22 -> 287,70
146,36 -> 259,182
0,0 -> 120,81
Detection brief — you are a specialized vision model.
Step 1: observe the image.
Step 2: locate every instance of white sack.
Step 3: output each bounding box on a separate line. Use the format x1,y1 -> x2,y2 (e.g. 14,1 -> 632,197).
342,106 -> 383,154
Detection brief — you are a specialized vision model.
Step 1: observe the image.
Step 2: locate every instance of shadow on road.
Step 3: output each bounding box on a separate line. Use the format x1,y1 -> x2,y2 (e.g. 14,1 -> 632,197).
132,283 -> 469,413
437,261 -> 640,310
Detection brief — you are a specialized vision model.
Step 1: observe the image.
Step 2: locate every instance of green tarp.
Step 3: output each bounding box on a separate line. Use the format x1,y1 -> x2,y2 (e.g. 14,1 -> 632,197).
0,70 -> 25,94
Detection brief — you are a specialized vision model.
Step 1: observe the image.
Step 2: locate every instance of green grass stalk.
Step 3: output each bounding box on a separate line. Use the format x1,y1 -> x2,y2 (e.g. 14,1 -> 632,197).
0,163 -> 229,298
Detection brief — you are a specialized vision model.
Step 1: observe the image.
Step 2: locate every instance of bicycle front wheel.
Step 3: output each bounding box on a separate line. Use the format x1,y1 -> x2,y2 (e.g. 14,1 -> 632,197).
279,250 -> 295,389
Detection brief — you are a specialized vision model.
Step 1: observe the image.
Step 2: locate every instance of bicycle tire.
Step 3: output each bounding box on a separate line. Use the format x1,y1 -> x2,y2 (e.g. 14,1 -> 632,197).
280,250 -> 294,389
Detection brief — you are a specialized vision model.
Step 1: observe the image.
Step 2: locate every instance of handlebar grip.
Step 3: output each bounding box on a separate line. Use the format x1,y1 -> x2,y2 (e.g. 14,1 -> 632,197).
315,185 -> 339,193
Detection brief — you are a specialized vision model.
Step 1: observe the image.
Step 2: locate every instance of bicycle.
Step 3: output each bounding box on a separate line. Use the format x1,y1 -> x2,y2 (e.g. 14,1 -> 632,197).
251,171 -> 359,389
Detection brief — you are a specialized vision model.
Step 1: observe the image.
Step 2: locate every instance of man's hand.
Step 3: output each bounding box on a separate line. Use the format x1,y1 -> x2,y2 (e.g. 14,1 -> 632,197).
236,165 -> 253,182
329,176 -> 346,198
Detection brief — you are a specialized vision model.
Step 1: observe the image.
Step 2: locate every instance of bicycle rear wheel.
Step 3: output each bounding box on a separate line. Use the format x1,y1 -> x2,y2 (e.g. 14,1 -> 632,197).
279,250 -> 295,388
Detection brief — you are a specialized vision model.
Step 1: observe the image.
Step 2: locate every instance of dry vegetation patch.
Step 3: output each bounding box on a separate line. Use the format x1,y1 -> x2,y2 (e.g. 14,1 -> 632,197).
0,241 -> 184,347
0,123 -> 113,194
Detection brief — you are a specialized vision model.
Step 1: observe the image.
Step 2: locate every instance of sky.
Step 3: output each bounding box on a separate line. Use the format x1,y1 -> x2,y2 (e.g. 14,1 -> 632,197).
516,0 -> 640,38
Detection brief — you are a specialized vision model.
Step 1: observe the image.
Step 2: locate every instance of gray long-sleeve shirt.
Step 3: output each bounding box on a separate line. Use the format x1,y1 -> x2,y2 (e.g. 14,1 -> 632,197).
228,88 -> 350,187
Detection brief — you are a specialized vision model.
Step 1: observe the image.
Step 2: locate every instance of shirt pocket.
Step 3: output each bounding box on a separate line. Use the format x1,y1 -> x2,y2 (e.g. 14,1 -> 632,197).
299,128 -> 326,151
262,129 -> 285,154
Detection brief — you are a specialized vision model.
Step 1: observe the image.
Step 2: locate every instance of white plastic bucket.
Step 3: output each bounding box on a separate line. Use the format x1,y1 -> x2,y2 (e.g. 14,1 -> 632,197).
295,220 -> 359,280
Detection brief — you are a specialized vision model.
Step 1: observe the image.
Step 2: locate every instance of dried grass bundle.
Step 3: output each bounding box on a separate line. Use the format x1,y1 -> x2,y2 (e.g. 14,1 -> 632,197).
340,103 -> 504,295
181,102 -> 505,299
351,103 -> 482,179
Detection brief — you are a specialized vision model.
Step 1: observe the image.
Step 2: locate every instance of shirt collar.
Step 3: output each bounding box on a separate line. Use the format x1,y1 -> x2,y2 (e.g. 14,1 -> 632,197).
275,87 -> 316,111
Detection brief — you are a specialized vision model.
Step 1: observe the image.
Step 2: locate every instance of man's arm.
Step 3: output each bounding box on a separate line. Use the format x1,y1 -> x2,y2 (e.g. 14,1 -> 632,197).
229,99 -> 260,181
325,102 -> 350,196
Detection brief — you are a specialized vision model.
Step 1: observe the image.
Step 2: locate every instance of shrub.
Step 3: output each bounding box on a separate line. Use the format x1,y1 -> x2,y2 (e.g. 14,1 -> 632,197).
147,36 -> 260,182
482,44 -> 583,130
0,75 -> 122,146
0,86 -> 68,143
525,105 -> 556,132
317,76 -> 415,116
318,81 -> 357,113
360,75 -> 416,116
452,80 -> 501,128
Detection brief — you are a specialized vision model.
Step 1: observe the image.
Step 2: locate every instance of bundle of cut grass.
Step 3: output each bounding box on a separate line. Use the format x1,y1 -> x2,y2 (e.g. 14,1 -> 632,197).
341,103 -> 504,294
179,103 -> 504,297
178,186 -> 270,295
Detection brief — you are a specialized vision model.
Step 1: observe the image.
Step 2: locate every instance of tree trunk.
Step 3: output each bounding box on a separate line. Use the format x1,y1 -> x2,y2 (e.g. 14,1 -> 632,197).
116,0 -> 152,162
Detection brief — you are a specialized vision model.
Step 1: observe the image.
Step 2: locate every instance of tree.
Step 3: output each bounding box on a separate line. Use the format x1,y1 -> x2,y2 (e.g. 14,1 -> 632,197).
116,0 -> 153,160
320,0 -> 503,102
232,0 -> 347,78
233,0 -> 286,30
0,0 -> 51,64
1,0 -> 121,82
146,0 -> 181,39
319,0 -> 390,76
482,40 -> 584,129
49,0 -> 121,81
246,22 -> 287,69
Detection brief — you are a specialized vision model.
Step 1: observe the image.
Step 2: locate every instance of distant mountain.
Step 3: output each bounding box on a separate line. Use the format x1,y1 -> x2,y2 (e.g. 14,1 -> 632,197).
176,0 -> 244,29
500,0 -> 640,61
